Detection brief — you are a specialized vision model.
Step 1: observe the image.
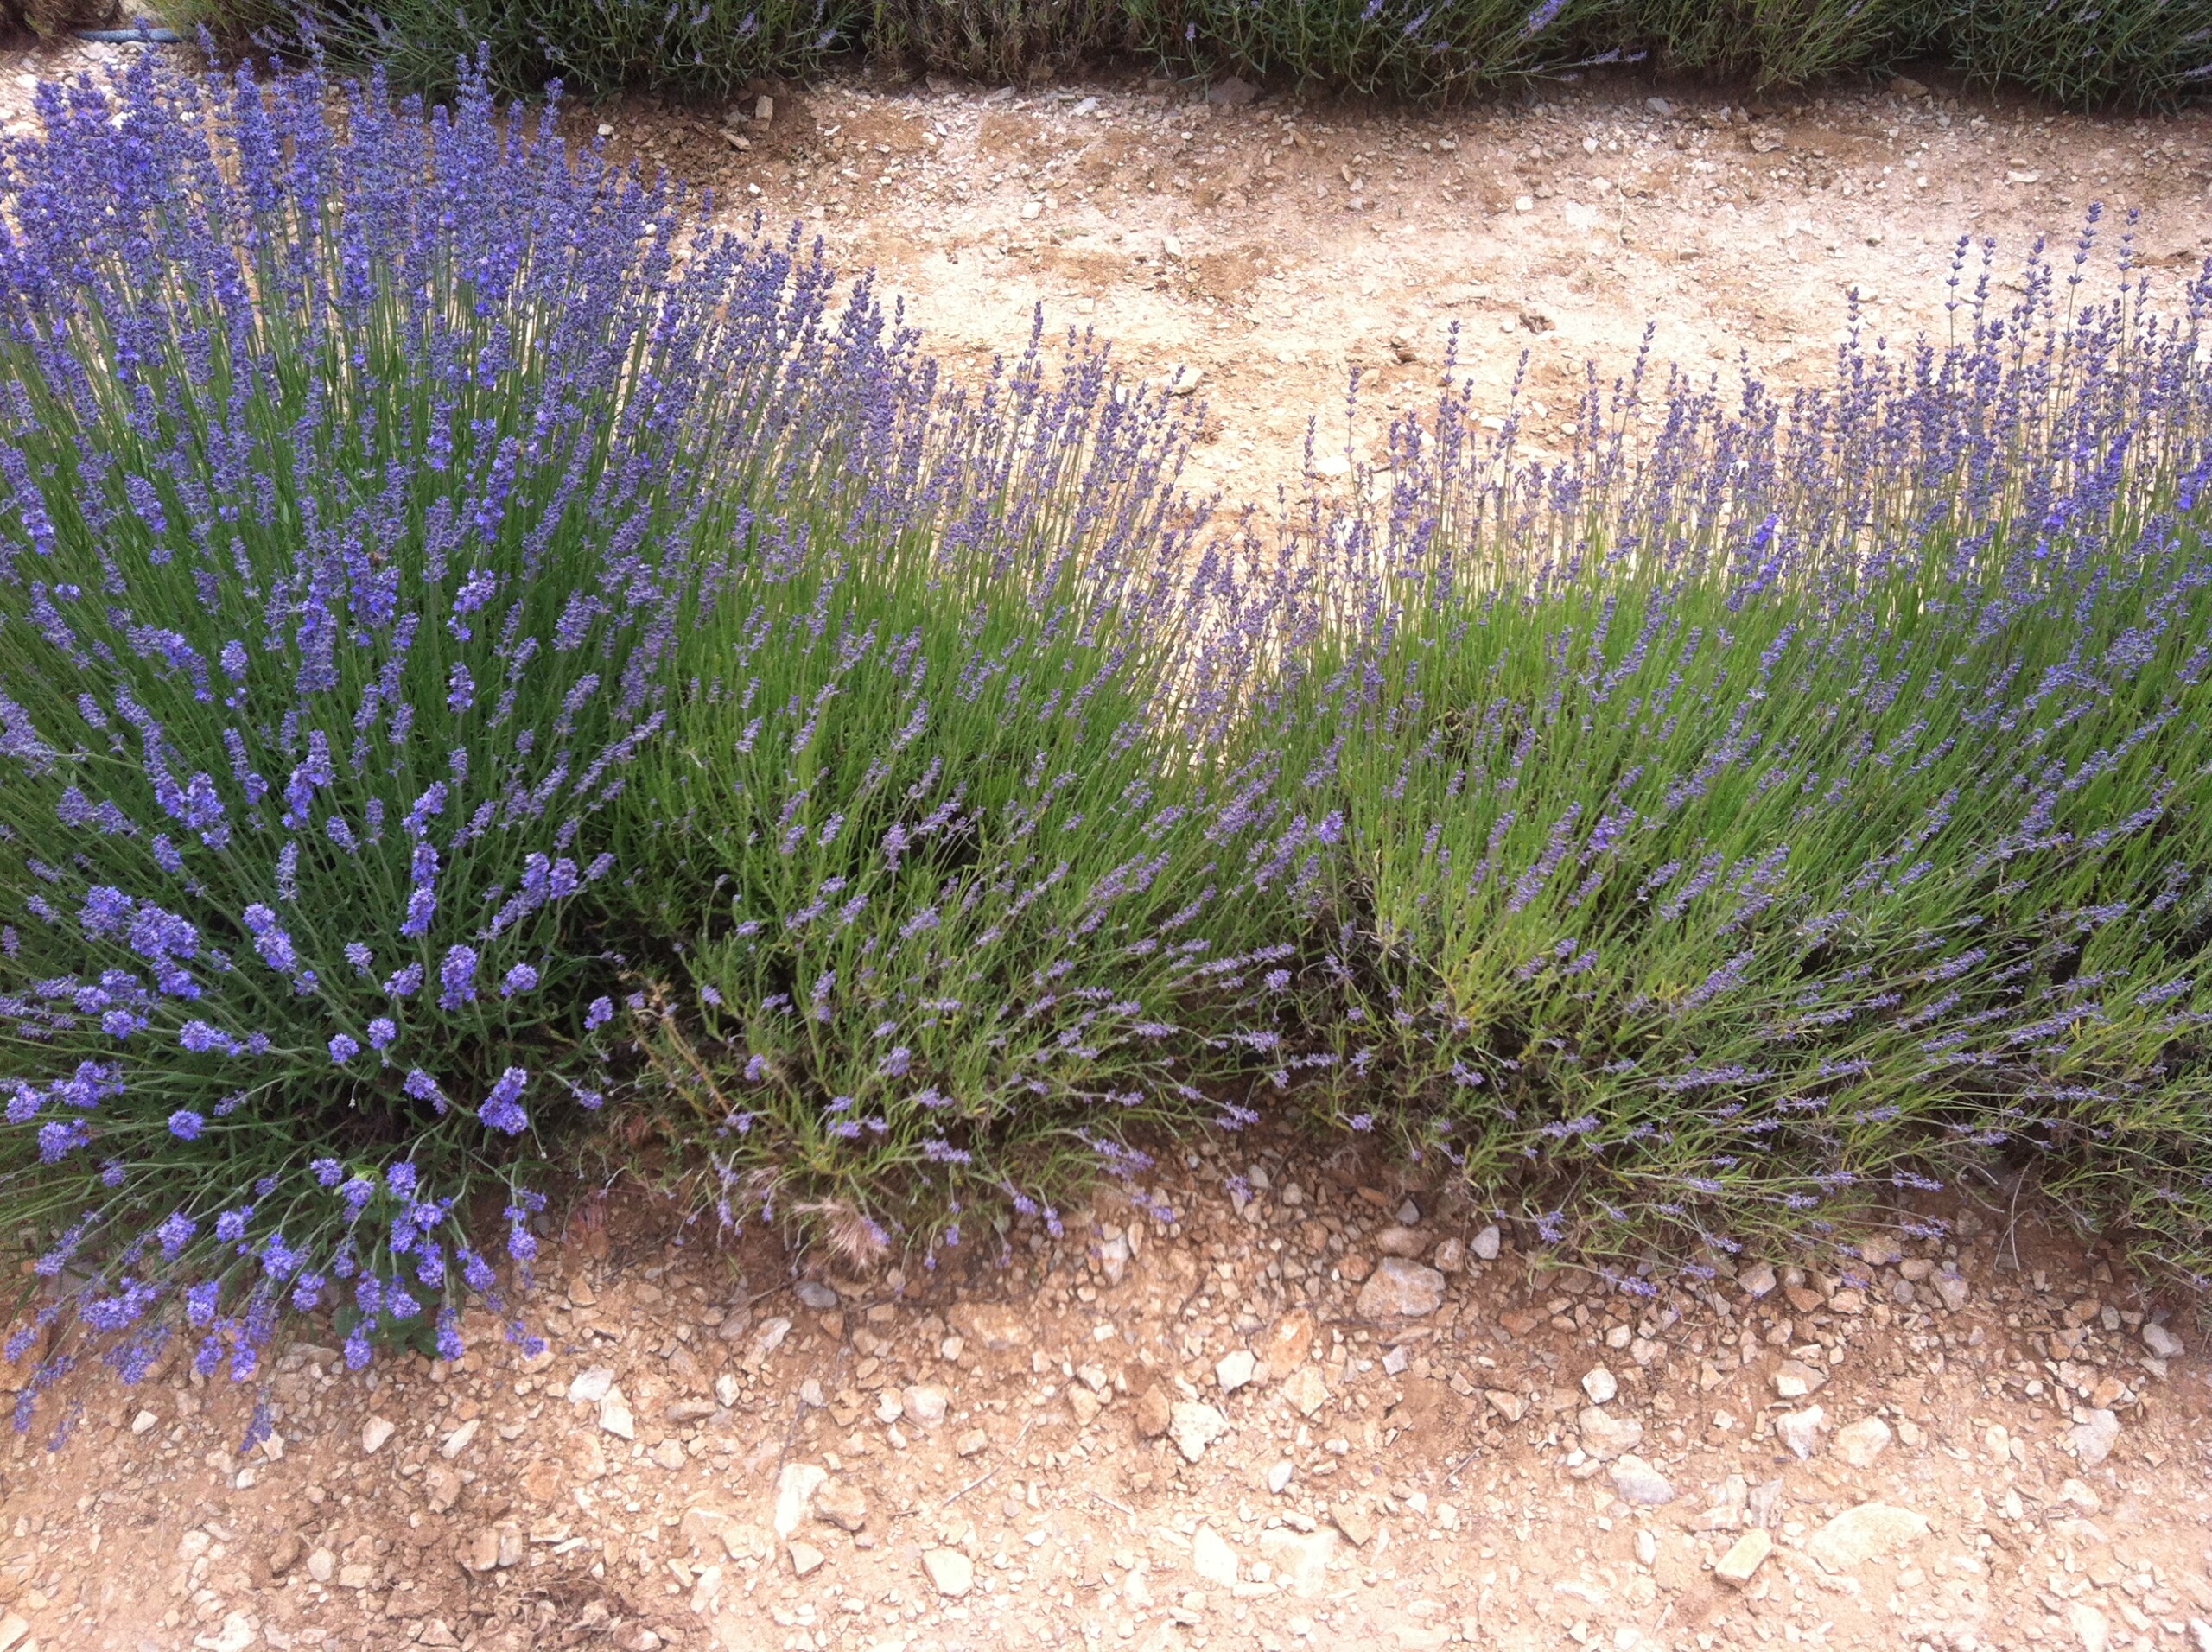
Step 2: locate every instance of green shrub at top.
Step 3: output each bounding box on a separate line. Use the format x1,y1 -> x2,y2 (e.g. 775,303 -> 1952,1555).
165,0 -> 2212,105
1627,0 -> 1930,86
869,0 -> 1128,83
1128,0 -> 1624,102
171,0 -> 858,98
1944,0 -> 2212,110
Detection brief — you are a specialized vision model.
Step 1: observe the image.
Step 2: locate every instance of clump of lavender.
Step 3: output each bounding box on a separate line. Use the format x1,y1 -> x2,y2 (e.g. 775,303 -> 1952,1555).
1268,221 -> 2212,1280
229,0 -> 856,98
1139,0 -> 1617,102
612,334 -> 1312,1269
0,54 -> 928,1416
1627,0 -> 1921,89
1944,0 -> 2212,108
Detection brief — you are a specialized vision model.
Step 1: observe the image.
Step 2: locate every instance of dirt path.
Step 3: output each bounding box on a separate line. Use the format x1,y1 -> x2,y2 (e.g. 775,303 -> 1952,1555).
7,40 -> 2212,1652
644,66 -> 2212,499
2,1131 -> 2209,1652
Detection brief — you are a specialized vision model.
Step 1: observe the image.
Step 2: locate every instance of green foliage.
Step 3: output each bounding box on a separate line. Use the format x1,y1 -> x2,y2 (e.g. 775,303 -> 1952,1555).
606,353 -> 1304,1261
1267,557 -> 2212,1266
274,0 -> 855,98
164,0 -> 2212,103
1627,0 -> 1932,85
1944,0 -> 2212,109
870,0 -> 1128,82
1126,0 -> 1623,102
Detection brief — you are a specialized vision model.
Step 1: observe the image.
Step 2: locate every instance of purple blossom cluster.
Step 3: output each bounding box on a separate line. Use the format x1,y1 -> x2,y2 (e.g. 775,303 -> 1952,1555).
0,54 -> 962,1427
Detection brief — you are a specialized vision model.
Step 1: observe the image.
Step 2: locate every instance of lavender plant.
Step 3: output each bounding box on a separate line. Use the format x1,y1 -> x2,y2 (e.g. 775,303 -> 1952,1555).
1945,0 -> 2212,109
171,0 -> 2212,103
5,52 -> 2212,1441
1268,226 -> 2212,1277
1130,0 -> 1624,102
0,54 -> 932,1414
613,336 -> 1314,1267
224,0 -> 857,99
1629,0 -> 1928,86
869,0 -> 1128,83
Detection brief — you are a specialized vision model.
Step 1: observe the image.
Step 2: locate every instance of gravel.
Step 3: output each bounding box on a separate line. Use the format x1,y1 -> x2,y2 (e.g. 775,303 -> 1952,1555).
1,1102 -> 2205,1652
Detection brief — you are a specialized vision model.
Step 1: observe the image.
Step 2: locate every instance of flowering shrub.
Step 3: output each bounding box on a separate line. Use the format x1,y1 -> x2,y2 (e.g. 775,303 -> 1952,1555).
1627,0 -> 1931,86
6,52 -> 2212,1443
868,0 -> 1130,84
1125,0 -> 1621,102
613,336 -> 1315,1266
1267,226 -> 2212,1278
213,0 -> 858,99
172,0 -> 2212,105
1942,0 -> 2212,108
0,54 -> 939,1419
1134,0 -> 2211,105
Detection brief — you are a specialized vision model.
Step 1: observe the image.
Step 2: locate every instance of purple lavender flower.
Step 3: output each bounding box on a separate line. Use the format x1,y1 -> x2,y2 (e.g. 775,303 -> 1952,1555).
241,905 -> 301,976
438,945 -> 479,1010
1521,0 -> 1567,35
479,1068 -> 530,1135
403,1069 -> 448,1114
176,1021 -> 233,1061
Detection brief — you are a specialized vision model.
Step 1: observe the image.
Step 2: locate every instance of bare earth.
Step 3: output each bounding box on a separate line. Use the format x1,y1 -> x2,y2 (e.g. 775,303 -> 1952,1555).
660,64 -> 2212,499
2,1131 -> 2209,1652
5,38 -> 2212,1652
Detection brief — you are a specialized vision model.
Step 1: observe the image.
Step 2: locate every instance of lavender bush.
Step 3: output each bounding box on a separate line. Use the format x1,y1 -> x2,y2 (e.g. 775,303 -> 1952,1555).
6,53 -> 2212,1436
1128,0 -> 1624,103
869,0 -> 1129,84
168,0 -> 2212,102
1629,0 -> 1929,86
612,335 -> 1313,1268
1141,0 -> 2212,102
0,54 -> 946,1414
214,0 -> 857,99
1266,223 -> 2212,1279
1945,0 -> 2212,109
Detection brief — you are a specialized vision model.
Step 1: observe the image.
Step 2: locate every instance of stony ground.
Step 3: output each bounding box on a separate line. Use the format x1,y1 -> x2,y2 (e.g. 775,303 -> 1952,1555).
6,35 -> 2212,1652
579,60 -> 2212,500
0,1128 -> 2209,1652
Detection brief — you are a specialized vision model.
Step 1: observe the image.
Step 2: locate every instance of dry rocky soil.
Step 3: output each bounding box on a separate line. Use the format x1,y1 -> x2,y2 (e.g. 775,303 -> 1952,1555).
2,1127 -> 2209,1652
603,55 -> 2212,499
6,35 -> 2212,1652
